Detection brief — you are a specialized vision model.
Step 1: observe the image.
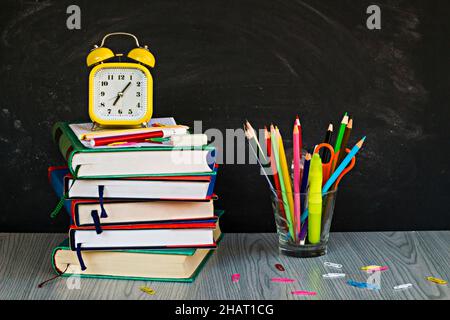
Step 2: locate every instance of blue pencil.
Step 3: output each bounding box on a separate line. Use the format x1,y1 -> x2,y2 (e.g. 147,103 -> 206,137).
322,137 -> 366,193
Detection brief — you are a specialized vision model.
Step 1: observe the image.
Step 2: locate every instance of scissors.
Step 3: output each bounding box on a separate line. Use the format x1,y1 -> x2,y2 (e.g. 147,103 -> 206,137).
313,143 -> 356,188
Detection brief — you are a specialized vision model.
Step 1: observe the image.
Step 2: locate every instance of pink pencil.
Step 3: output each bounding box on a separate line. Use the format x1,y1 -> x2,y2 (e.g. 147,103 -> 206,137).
293,125 -> 301,242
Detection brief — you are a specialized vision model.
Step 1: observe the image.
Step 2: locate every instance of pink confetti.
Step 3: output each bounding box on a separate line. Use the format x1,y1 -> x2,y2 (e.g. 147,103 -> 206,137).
271,278 -> 296,283
291,290 -> 317,296
231,274 -> 240,282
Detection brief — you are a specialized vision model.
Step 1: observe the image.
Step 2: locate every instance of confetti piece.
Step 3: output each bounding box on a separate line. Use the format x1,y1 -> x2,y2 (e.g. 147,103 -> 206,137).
275,263 -> 285,271
324,262 -> 342,269
271,278 -> 295,283
426,277 -> 447,285
291,290 -> 317,296
361,265 -> 388,272
347,280 -> 380,290
231,274 -> 240,282
394,283 -> 413,290
322,273 -> 346,278
139,286 -> 155,295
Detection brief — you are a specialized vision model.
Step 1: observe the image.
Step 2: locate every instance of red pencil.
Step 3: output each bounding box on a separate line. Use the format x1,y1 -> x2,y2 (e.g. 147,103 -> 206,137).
90,130 -> 164,147
264,126 -> 271,157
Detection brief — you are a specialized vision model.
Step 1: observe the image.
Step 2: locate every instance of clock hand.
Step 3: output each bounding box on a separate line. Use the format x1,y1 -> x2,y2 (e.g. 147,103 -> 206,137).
112,82 -> 132,106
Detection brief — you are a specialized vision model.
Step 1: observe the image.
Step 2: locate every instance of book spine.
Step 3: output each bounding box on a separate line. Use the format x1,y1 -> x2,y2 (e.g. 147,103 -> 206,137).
52,122 -> 74,164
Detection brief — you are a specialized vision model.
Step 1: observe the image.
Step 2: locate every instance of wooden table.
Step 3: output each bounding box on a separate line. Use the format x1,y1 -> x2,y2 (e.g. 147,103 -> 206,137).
0,232 -> 449,300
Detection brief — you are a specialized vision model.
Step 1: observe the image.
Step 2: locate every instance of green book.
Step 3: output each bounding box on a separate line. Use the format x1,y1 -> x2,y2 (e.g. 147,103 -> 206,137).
52,122 -> 217,179
52,226 -> 223,283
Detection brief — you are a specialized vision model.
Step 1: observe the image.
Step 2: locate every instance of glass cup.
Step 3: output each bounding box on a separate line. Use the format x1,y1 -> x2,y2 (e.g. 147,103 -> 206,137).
271,189 -> 338,258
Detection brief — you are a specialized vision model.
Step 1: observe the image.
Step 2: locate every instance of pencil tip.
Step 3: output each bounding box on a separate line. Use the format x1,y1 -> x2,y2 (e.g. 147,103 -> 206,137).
328,123 -> 333,131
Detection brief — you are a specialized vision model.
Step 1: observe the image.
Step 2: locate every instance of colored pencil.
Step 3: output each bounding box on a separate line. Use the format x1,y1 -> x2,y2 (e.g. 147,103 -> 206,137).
295,115 -> 302,161
268,125 -> 286,220
334,113 -> 349,154
336,118 -> 352,167
265,126 -> 271,158
320,123 -> 333,162
276,127 -> 296,240
293,125 -> 301,240
300,152 -> 311,224
244,125 -> 274,191
271,127 -> 295,239
245,120 -> 268,165
322,137 -> 366,193
90,130 -> 164,147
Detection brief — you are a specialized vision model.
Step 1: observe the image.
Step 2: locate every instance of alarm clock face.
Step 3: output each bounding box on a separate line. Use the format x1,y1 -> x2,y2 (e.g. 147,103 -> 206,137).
93,67 -> 147,121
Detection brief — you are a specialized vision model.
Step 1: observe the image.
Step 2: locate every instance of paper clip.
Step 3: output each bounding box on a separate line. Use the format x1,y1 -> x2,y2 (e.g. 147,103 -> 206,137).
291,290 -> 317,296
275,263 -> 285,271
139,286 -> 155,295
322,273 -> 346,279
347,280 -> 380,290
361,265 -> 388,272
394,283 -> 413,290
426,277 -> 447,285
231,274 -> 240,283
324,262 -> 342,269
271,278 -> 295,283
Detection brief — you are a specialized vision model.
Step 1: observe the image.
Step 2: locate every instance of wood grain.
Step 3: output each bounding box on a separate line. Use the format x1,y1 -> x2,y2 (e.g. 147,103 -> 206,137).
0,232 -> 449,300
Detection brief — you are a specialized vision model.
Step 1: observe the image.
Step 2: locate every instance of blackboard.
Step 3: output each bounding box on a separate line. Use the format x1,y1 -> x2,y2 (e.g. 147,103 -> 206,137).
0,0 -> 449,232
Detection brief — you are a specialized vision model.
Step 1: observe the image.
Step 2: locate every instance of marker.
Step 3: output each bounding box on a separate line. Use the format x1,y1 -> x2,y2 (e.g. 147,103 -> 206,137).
322,137 -> 366,193
308,153 -> 323,244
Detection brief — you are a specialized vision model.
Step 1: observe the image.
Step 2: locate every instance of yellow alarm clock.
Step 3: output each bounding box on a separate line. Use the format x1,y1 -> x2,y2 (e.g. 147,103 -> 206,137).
86,32 -> 155,127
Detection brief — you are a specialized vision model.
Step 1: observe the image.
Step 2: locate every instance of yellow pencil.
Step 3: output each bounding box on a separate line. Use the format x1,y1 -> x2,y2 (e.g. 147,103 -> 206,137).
276,127 -> 296,241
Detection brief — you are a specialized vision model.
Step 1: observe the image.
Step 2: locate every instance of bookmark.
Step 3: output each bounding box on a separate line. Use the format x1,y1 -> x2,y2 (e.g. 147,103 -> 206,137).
90,210 -> 103,234
291,290 -> 317,296
98,185 -> 108,218
76,243 -> 87,271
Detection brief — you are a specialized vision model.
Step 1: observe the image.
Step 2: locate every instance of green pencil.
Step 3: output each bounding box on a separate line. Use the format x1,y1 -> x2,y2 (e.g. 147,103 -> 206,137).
334,112 -> 349,153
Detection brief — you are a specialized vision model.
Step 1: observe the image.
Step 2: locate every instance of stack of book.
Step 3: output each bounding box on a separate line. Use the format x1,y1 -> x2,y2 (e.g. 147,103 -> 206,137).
48,118 -> 222,282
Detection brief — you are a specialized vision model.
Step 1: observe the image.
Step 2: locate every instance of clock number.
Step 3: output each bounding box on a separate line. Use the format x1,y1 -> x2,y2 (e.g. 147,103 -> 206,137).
137,102 -> 141,108
100,102 -> 105,107
108,75 -> 114,80
100,91 -> 105,96
101,81 -> 108,86
118,75 -> 125,80
129,75 -> 133,80
107,109 -> 111,114
136,81 -> 141,87
128,109 -> 133,114
118,109 -> 123,114
136,92 -> 141,97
